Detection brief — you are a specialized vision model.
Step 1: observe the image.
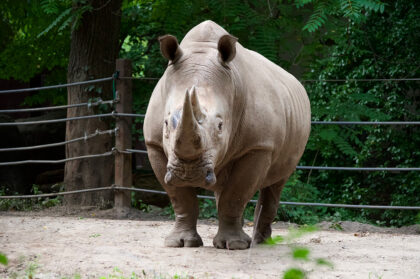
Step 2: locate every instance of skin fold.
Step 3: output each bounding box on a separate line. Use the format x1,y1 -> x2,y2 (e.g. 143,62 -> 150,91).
144,20 -> 311,250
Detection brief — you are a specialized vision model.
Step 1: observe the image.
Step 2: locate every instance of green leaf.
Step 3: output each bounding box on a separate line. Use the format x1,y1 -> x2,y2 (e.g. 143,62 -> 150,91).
316,258 -> 334,268
318,129 -> 338,141
292,247 -> 310,260
283,268 -> 306,279
38,7 -> 72,38
264,235 -> 284,245
0,253 -> 8,265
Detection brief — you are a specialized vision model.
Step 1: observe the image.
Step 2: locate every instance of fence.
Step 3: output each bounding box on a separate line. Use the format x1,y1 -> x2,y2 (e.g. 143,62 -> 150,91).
0,59 -> 419,212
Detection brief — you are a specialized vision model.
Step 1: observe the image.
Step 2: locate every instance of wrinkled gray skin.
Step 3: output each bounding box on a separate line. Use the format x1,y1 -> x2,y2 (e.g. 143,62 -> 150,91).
144,20 -> 311,249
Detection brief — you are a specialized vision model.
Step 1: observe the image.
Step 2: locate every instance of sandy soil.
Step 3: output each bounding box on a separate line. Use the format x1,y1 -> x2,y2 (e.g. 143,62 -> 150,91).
0,208 -> 419,279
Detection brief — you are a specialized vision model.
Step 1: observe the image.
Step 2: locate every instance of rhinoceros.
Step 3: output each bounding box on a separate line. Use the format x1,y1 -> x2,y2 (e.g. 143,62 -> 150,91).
144,20 -> 310,250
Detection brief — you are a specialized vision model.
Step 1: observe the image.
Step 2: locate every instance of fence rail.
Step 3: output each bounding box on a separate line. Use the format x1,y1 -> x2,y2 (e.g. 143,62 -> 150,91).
0,99 -> 115,114
0,150 -> 114,166
311,121 -> 420,125
0,129 -> 116,152
296,166 -> 420,171
118,76 -> 420,82
0,76 -> 114,94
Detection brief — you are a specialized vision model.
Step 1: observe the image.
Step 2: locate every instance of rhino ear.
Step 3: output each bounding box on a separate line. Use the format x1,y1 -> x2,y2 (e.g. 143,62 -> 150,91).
159,35 -> 182,62
218,34 -> 238,63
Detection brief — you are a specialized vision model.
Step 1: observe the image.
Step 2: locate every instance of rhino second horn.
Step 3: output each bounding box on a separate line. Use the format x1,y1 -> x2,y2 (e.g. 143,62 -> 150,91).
190,86 -> 205,122
174,90 -> 203,159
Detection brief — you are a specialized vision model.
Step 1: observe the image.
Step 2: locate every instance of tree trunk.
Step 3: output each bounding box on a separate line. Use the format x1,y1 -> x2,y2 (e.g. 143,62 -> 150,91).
64,0 -> 122,207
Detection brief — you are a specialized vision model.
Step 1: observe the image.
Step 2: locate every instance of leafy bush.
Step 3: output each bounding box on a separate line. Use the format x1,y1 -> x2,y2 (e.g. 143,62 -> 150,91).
297,0 -> 420,226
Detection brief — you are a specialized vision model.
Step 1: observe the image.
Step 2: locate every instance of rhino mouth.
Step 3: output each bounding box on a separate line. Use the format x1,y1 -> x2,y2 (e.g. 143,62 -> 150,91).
164,158 -> 216,187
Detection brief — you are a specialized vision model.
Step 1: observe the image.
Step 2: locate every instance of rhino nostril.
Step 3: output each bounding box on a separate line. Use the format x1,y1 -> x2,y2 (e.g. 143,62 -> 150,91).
205,170 -> 216,186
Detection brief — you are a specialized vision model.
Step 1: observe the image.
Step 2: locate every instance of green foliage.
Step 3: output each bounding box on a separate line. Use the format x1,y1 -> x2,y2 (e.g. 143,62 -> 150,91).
0,0 -> 70,82
131,192 -> 151,212
297,0 -> 420,226
199,199 -> 217,219
277,171 -> 325,225
38,0 -> 93,37
0,185 -> 62,211
296,0 -> 386,32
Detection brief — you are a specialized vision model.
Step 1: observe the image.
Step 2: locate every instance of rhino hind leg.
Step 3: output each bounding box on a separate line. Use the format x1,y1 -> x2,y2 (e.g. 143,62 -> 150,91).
252,179 -> 287,244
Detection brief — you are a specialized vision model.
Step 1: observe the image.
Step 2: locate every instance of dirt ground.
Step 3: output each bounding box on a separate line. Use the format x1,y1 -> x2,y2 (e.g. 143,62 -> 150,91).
0,207 -> 419,279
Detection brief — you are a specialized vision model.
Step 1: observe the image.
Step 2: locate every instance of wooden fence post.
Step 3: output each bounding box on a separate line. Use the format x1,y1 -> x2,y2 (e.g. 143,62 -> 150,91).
114,59 -> 132,214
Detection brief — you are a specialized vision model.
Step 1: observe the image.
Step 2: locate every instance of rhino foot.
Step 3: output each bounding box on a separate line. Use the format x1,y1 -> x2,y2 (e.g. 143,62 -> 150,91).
165,230 -> 203,247
213,230 -> 251,250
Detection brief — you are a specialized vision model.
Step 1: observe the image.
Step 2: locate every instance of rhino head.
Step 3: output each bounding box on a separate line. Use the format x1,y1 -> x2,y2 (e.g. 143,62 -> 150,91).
158,33 -> 238,188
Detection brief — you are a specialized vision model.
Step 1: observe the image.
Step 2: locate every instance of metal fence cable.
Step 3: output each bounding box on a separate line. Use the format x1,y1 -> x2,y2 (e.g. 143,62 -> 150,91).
1,185 -> 419,210
118,76 -> 160,81
0,129 -> 116,152
118,76 -> 420,82
114,112 -> 145,118
0,150 -> 114,166
296,166 -> 420,171
124,149 -> 148,154
0,99 -> 115,113
311,121 -> 420,125
0,76 -> 114,94
0,113 -> 114,126
0,187 -> 116,199
301,78 -> 420,82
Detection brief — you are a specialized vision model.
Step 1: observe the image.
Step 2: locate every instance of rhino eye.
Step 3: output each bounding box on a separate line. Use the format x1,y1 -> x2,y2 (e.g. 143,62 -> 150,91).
164,120 -> 168,127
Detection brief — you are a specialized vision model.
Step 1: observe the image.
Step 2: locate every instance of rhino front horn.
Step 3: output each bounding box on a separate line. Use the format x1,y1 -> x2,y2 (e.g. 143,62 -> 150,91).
174,89 -> 203,159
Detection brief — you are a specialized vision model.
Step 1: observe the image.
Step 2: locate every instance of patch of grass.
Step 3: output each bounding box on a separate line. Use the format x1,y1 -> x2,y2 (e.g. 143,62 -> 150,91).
25,260 -> 40,279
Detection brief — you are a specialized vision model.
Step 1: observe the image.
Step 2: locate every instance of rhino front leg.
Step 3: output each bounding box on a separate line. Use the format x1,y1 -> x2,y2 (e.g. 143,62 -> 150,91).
214,151 -> 272,250
147,146 -> 203,247
164,186 -> 203,247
